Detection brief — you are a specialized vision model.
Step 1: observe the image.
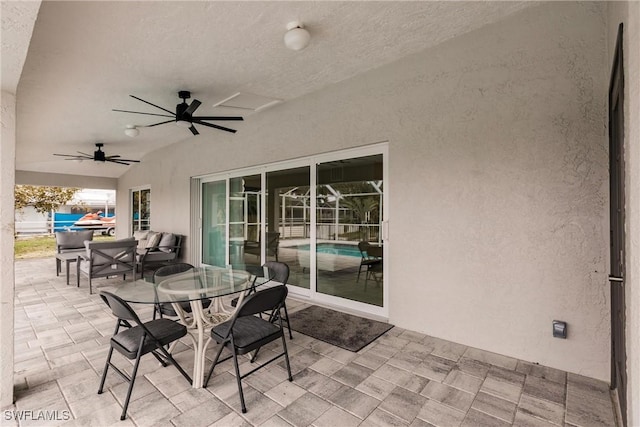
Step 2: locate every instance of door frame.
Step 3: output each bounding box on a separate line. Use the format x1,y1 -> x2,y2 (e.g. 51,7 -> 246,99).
608,22 -> 626,427
193,143 -> 389,319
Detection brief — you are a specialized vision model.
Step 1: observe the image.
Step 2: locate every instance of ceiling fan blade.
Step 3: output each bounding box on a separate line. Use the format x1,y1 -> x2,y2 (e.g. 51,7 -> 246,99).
192,116 -> 244,121
184,99 -> 201,116
145,120 -> 175,127
193,120 -> 237,134
54,153 -> 89,159
105,155 -> 121,159
77,151 -> 93,157
108,159 -> 133,165
189,125 -> 199,135
116,159 -> 140,163
112,109 -> 174,118
129,95 -> 175,115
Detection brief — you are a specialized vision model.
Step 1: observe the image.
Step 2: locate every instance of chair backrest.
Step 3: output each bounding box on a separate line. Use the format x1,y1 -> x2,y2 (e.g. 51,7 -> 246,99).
100,291 -> 143,324
263,261 -> 289,284
56,230 -> 94,252
367,244 -> 383,258
358,241 -> 370,255
86,239 -> 137,266
173,235 -> 184,257
236,285 -> 288,319
153,262 -> 195,284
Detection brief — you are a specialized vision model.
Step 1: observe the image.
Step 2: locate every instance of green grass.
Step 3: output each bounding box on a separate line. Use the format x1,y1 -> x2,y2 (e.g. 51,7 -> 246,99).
15,234 -> 115,259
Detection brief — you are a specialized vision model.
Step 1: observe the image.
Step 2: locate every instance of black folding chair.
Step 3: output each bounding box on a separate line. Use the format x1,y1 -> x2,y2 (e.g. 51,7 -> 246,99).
152,262 -> 212,319
97,291 -> 192,420
203,285 -> 293,413
231,261 -> 293,340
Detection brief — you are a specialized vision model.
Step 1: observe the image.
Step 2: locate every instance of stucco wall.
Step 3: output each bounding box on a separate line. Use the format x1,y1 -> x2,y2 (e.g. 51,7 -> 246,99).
608,2 -> 640,425
1,91 -> 16,408
119,2 -> 609,379
388,1 -> 608,380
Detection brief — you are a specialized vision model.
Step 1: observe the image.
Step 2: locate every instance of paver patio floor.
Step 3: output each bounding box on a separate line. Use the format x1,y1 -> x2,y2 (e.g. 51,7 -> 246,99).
6,258 -> 618,427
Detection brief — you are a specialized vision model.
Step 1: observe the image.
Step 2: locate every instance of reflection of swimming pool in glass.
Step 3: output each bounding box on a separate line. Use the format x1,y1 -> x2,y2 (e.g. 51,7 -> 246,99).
294,243 -> 361,258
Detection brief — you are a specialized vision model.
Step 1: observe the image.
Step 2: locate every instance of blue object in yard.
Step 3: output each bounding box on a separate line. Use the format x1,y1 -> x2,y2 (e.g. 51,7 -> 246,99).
53,213 -> 84,231
52,212 -> 115,232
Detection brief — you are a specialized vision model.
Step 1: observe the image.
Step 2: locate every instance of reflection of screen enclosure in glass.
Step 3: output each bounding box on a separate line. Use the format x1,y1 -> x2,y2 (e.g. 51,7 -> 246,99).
266,166 -> 311,290
316,154 -> 383,306
199,152 -> 384,308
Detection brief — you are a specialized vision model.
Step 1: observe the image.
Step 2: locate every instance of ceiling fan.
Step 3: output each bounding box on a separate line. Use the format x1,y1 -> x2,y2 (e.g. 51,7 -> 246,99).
53,143 -> 140,166
113,90 -> 243,135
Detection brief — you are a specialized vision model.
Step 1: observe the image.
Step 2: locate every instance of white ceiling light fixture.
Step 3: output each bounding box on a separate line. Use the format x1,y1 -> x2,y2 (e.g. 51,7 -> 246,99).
284,21 -> 310,51
124,124 -> 139,137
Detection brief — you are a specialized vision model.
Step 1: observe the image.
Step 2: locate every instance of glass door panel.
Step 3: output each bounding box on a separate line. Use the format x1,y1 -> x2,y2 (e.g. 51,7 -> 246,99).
266,166 -> 311,289
131,188 -> 150,232
316,154 -> 383,306
202,180 -> 226,267
228,174 -> 261,269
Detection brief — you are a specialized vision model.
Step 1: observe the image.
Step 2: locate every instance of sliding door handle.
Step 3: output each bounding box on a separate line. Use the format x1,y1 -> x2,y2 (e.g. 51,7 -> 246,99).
609,275 -> 624,282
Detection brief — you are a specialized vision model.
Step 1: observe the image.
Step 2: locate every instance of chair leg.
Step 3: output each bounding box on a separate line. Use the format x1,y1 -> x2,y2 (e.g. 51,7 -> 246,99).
150,350 -> 169,367
357,264 -> 363,282
250,347 -> 260,363
203,342 -> 226,387
283,303 -> 293,340
364,266 -> 371,291
231,349 -> 247,413
97,346 -> 114,394
153,303 -> 163,320
281,333 -> 293,382
156,346 -> 192,385
120,346 -> 144,421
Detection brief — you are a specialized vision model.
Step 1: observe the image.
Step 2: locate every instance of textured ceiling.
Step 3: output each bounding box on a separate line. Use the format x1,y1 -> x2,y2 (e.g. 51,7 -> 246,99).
11,1 -> 536,178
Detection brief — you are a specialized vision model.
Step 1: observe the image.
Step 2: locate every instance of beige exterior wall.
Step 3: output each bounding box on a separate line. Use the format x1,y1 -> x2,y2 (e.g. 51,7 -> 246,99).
608,2 -> 640,425
1,91 -> 16,409
119,2 -> 610,380
1,1 -> 43,408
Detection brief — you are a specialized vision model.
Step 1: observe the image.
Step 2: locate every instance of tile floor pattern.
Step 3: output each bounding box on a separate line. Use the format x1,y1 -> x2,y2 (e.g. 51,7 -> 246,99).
6,258 -> 618,427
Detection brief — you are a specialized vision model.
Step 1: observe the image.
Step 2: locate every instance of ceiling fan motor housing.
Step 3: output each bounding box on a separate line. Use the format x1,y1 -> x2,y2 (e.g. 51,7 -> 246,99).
176,101 -> 190,121
94,144 -> 106,161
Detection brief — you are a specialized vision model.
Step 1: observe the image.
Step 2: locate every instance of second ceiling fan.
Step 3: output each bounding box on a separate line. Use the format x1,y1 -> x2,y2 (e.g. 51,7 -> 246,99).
114,91 -> 243,135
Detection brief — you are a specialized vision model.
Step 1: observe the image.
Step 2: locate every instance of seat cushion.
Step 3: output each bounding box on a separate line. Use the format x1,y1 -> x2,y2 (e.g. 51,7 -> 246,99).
158,233 -> 176,253
212,315 -> 280,352
133,230 -> 150,250
146,232 -> 162,249
56,230 -> 94,250
111,319 -> 187,359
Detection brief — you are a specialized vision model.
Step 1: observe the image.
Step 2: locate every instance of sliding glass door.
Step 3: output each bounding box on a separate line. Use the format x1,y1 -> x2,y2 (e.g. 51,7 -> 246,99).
197,145 -> 387,316
266,166 -> 311,290
202,174 -> 262,268
201,180 -> 226,267
316,154 -> 383,306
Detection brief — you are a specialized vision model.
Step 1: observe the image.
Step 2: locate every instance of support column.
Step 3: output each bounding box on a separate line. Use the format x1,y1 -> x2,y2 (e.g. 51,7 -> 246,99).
0,91 -> 16,408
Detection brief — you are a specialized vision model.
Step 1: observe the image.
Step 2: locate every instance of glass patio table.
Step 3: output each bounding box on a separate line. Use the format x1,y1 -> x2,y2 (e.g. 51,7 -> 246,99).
113,265 -> 273,388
